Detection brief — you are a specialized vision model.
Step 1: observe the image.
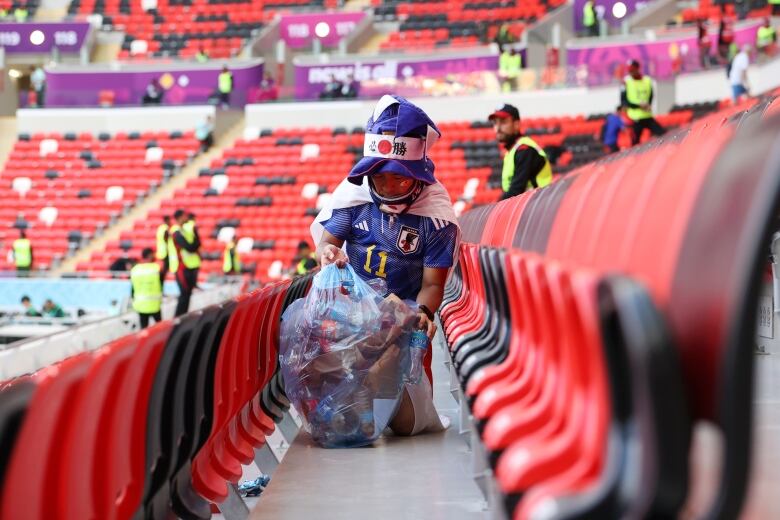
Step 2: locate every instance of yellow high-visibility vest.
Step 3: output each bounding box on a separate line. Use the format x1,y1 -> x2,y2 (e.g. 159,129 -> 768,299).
156,223 -> 169,260
583,0 -> 596,27
757,26 -> 776,49
180,222 -> 201,269
218,72 -> 232,93
296,253 -> 317,275
499,52 -> 522,79
13,238 -> 32,268
502,136 -> 552,193
223,242 -> 241,274
131,262 -> 162,314
168,224 -> 180,272
624,76 -> 653,121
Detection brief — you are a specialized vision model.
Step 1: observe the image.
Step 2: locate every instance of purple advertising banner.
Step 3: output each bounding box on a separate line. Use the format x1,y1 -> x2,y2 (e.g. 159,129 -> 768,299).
567,20 -> 761,81
279,12 -> 366,49
573,0 -> 651,31
294,52 -> 500,100
0,22 -> 90,53
42,61 -> 264,107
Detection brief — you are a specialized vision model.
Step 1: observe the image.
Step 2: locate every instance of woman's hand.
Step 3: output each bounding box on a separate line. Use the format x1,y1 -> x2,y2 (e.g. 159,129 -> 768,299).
417,311 -> 437,339
320,244 -> 349,268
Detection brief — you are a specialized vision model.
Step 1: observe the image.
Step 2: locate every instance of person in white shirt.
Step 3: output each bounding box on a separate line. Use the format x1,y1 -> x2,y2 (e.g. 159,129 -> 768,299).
30,67 -> 46,107
729,44 -> 751,102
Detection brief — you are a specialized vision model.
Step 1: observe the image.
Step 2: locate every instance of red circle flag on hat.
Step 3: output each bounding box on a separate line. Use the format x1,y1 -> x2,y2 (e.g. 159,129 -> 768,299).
348,95 -> 441,186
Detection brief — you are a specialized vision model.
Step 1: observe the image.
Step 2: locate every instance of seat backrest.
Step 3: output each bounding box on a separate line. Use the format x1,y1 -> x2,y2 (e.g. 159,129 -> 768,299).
599,276 -> 690,518
168,306 -> 225,472
0,353 -> 93,520
38,206 -> 58,226
59,334 -> 138,520
192,300 -> 237,452
0,378 -> 35,491
102,321 -> 172,520
11,177 -> 32,196
137,310 -> 203,512
105,185 -> 125,203
201,293 -> 253,442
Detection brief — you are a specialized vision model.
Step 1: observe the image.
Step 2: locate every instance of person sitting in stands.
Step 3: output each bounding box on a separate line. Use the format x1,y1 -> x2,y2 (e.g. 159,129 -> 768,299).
20,295 -> 41,317
142,79 -> 163,105
196,115 -> 215,152
319,74 -> 343,100
42,299 -> 66,318
258,72 -> 279,102
291,240 -> 317,275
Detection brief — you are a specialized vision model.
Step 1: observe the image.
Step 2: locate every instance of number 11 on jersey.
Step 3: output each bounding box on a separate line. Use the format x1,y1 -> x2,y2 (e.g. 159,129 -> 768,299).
364,245 -> 388,278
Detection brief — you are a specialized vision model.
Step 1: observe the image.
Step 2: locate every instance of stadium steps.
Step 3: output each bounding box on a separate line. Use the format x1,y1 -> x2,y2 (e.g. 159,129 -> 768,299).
91,40 -> 121,63
249,332 -> 488,520
33,5 -> 69,22
343,0 -> 373,10
0,117 -> 17,171
358,31 -> 390,53
53,111 -> 246,275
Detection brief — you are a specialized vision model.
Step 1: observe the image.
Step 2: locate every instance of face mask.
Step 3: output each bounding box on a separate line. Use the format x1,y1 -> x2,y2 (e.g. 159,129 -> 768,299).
368,177 -> 424,214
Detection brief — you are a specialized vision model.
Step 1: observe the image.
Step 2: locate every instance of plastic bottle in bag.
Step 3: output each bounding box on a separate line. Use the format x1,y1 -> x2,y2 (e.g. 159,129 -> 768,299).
354,386 -> 374,438
404,330 -> 429,385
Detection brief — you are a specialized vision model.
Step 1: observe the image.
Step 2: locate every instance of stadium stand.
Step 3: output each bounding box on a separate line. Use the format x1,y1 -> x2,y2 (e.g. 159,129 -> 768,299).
0,130 -> 200,272
375,0 -> 567,52
1,91 -> 778,519
0,0 -> 39,19
67,0 -> 298,60
80,106 -> 699,280
680,0 -> 773,23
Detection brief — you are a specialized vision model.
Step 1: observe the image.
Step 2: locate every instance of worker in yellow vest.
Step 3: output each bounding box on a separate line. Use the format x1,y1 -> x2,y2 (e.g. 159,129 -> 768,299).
582,0 -> 598,37
291,240 -> 318,275
170,209 -> 201,316
155,215 -> 171,284
218,65 -> 233,110
131,248 -> 163,329
489,104 -> 552,200
12,230 -> 33,276
621,60 -> 666,145
223,239 -> 241,275
14,7 -> 28,22
498,48 -> 522,93
757,18 -> 777,57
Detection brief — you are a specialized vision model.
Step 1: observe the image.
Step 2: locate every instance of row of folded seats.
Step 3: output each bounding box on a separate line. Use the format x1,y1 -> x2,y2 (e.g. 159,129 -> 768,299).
0,271 -> 315,520
438,92 -> 780,518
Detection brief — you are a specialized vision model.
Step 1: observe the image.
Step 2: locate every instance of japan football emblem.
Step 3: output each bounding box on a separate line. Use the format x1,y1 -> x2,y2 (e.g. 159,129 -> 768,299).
397,225 -> 420,255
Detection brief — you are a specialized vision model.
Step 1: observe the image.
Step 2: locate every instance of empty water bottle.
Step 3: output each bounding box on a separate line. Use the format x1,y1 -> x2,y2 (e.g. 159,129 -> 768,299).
405,330 -> 429,384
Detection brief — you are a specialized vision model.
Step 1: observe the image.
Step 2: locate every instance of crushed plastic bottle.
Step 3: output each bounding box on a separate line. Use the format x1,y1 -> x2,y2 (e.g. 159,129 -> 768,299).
404,330 -> 429,385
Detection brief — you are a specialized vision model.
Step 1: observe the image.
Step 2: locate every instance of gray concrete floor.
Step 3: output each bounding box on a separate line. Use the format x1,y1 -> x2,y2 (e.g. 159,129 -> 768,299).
247,338 -> 488,520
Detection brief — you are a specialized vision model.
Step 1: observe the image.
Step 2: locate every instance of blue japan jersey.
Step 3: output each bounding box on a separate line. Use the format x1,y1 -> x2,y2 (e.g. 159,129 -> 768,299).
322,203 -> 457,300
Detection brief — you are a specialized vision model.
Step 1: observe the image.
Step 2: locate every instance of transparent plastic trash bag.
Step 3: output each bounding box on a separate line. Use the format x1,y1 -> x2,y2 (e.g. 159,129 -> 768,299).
279,264 -> 421,448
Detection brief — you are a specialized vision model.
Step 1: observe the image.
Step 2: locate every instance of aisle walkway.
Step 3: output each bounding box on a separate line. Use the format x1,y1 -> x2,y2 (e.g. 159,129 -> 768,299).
250,337 -> 488,519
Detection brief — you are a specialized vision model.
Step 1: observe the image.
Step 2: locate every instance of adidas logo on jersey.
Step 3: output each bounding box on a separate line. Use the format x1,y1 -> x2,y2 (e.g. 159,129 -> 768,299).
354,220 -> 369,231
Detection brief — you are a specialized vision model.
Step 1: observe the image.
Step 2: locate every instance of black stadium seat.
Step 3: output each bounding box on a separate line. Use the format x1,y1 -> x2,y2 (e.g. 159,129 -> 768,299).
137,310 -> 205,520
171,300 -> 238,519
